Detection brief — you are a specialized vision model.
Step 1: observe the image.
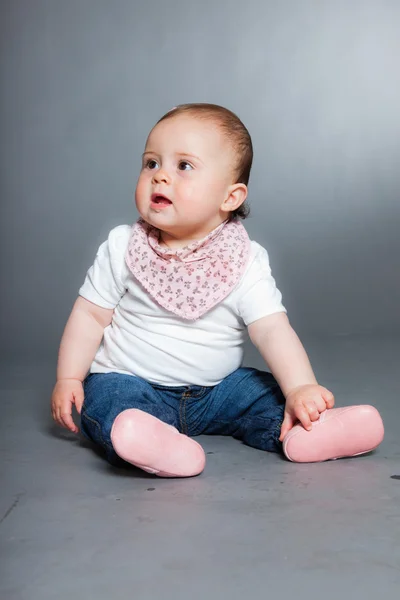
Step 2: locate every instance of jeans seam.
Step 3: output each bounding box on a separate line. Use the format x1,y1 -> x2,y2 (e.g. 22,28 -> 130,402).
190,386 -> 209,399
211,414 -> 282,425
152,384 -> 209,396
180,391 -> 190,434
209,415 -> 283,437
184,392 -> 190,434
82,412 -> 113,451
152,385 -> 186,392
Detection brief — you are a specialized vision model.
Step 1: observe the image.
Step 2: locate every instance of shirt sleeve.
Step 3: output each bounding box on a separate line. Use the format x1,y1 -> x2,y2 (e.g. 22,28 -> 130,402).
237,242 -> 286,326
78,224 -> 131,309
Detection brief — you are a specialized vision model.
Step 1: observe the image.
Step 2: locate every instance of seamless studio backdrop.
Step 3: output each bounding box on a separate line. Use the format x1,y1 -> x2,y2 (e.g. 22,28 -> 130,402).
1,3 -> 400,600
1,0 -> 399,364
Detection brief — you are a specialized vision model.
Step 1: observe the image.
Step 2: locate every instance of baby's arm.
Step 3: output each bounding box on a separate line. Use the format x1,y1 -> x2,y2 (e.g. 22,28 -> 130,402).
248,312 -> 334,439
51,296 -> 114,433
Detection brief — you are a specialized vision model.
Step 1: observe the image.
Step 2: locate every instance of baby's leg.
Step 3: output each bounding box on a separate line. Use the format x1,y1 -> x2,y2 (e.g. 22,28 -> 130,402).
201,368 -> 384,463
282,405 -> 384,463
81,373 -> 205,477
200,367 -> 285,453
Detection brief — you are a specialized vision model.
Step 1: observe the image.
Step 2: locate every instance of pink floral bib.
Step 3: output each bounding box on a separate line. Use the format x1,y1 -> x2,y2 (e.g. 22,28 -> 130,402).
125,218 -> 251,320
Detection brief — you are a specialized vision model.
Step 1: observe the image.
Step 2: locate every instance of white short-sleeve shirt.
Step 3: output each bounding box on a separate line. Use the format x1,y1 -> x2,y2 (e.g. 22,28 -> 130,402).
79,225 -> 286,386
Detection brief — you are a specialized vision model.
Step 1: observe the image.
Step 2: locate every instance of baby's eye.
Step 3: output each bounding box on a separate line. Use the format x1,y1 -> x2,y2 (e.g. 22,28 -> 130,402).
145,159 -> 159,170
178,161 -> 193,171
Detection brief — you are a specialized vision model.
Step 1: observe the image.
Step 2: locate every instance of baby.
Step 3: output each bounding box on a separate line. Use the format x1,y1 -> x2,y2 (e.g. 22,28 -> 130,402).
51,103 -> 384,477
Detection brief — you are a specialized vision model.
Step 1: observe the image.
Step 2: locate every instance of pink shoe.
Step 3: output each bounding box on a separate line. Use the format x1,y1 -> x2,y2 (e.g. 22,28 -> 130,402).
110,409 -> 206,477
283,405 -> 384,463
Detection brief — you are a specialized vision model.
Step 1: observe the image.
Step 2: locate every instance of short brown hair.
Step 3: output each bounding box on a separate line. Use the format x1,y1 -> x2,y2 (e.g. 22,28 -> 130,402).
157,103 -> 252,220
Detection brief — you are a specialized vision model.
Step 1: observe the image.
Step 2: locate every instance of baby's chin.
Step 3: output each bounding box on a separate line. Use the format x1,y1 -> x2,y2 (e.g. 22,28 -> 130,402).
137,208 -> 174,231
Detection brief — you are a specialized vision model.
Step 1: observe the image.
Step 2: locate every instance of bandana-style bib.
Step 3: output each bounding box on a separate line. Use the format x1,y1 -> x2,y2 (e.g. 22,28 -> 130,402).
125,218 -> 251,320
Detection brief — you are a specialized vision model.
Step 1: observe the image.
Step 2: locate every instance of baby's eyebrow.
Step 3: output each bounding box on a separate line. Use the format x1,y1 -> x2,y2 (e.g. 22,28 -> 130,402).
142,150 -> 203,163
177,152 -> 203,163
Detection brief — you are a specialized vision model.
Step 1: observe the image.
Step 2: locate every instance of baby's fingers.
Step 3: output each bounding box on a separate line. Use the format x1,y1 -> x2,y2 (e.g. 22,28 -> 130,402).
304,400 -> 323,422
52,394 -> 78,433
279,412 -> 295,441
294,404 -> 312,431
59,409 -> 78,433
73,387 -> 85,415
321,387 -> 335,409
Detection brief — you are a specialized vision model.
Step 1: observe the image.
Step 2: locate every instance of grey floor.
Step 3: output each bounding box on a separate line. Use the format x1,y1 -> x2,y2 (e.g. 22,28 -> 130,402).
1,337 -> 400,600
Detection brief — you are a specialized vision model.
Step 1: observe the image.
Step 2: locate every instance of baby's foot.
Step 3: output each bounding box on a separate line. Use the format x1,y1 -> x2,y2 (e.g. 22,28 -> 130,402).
283,405 -> 384,463
110,409 -> 206,477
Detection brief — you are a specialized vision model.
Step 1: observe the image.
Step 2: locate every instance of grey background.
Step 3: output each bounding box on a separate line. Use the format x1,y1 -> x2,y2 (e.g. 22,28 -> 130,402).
2,4 -> 400,599
1,0 -> 400,364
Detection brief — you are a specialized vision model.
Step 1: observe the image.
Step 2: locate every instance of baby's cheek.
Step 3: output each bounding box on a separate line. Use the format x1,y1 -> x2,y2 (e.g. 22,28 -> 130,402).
178,182 -> 198,203
135,175 -> 148,201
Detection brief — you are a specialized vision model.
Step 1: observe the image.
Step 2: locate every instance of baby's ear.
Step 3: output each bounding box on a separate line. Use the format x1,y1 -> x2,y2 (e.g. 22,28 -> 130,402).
221,183 -> 248,214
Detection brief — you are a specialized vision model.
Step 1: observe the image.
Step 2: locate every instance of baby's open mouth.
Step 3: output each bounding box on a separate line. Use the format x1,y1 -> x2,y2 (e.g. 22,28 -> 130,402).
151,194 -> 172,205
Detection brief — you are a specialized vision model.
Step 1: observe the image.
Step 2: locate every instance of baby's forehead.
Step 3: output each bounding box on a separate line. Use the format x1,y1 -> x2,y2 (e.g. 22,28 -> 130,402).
151,114 -> 219,136
148,115 -> 236,157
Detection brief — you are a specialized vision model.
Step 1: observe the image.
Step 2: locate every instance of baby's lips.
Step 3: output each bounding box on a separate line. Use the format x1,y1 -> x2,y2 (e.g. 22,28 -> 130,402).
151,193 -> 173,204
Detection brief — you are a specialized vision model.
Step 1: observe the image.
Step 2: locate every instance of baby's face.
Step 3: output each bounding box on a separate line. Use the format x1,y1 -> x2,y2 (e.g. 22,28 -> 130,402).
135,115 -> 239,246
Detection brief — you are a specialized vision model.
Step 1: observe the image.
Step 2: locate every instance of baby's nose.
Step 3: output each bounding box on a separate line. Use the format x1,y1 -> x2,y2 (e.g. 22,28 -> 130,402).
152,169 -> 170,184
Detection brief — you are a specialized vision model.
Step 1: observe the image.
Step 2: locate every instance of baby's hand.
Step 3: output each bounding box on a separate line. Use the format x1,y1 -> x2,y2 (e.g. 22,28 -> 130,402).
51,379 -> 84,434
279,384 -> 335,441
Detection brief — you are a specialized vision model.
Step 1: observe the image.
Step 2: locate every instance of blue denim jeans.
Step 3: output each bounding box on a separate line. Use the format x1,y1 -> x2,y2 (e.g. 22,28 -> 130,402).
81,367 -> 285,466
